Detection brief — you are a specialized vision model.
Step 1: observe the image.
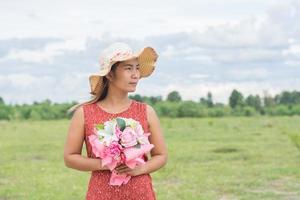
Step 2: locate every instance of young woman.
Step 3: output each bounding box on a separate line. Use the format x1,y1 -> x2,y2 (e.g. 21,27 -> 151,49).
63,42 -> 168,200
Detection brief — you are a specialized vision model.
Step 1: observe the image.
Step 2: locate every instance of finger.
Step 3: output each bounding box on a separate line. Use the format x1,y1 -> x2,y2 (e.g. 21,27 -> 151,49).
116,164 -> 126,168
117,168 -> 132,174
117,168 -> 130,173
116,165 -> 128,170
122,170 -> 135,176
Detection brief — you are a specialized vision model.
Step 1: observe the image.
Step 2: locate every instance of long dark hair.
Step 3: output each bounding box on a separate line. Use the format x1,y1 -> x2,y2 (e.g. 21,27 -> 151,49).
67,62 -> 120,114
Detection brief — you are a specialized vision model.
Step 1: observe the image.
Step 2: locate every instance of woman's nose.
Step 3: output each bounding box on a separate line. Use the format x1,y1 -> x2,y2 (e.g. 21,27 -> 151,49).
132,68 -> 140,78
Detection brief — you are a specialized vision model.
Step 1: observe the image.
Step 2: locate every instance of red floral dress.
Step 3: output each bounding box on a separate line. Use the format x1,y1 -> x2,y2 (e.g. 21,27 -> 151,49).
83,100 -> 156,200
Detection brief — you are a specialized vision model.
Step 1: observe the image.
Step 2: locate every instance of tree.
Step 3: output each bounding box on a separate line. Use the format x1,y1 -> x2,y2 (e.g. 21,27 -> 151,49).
245,94 -> 262,111
199,92 -> 213,107
147,96 -> 162,105
275,91 -> 300,105
229,89 -> 244,108
207,92 -> 213,107
0,104 -> 11,120
292,91 -> 300,104
279,91 -> 293,105
167,91 -> 181,102
200,97 -> 206,105
130,94 -> 143,102
0,96 -> 4,105
41,99 -> 52,105
263,90 -> 275,107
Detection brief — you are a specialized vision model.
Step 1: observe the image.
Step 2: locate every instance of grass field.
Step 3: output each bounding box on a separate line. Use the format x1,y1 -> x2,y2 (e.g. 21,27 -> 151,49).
0,116 -> 300,200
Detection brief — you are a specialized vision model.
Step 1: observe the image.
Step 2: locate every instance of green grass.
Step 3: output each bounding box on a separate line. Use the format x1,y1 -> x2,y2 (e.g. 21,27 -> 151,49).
0,116 -> 300,199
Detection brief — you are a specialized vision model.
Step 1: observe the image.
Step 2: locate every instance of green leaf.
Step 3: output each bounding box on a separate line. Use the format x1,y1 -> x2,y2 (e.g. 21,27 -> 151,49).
98,135 -> 104,141
95,124 -> 104,130
116,118 -> 126,131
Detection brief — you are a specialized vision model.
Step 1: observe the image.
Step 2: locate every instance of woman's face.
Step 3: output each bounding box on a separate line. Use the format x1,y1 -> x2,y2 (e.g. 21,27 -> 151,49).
107,57 -> 140,92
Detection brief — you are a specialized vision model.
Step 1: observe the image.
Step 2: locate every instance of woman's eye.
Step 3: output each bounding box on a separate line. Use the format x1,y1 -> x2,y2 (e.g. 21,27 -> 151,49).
125,66 -> 139,70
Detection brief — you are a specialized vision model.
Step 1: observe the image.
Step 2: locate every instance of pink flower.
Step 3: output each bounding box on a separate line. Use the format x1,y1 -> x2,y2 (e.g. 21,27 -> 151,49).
135,124 -> 144,136
135,124 -> 150,144
88,134 -> 105,158
104,141 -> 122,159
120,127 -> 138,147
115,126 -> 122,139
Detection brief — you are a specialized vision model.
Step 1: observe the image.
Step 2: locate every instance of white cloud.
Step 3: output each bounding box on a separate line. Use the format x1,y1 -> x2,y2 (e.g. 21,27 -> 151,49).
158,1 -> 300,66
0,72 -> 90,104
226,68 -> 268,80
0,74 -> 36,90
189,74 -> 211,79
282,44 -> 300,60
212,48 -> 283,64
2,38 -> 86,63
161,45 -> 176,58
0,0 -> 280,40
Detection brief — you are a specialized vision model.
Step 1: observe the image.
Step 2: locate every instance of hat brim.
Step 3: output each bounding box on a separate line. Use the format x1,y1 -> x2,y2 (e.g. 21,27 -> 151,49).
137,47 -> 158,77
89,46 -> 158,95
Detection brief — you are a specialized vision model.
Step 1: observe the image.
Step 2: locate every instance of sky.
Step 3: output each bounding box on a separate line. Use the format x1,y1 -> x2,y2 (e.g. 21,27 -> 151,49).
0,0 -> 299,105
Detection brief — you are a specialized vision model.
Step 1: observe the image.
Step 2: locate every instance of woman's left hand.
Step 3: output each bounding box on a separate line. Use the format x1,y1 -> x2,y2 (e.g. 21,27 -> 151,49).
115,164 -> 146,176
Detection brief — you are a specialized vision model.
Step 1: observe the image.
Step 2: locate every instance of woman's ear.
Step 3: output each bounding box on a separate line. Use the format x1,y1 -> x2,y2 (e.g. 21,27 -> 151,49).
105,72 -> 114,81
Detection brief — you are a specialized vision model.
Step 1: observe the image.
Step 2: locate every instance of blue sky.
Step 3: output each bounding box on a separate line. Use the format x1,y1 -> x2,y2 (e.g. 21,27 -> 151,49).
0,0 -> 300,104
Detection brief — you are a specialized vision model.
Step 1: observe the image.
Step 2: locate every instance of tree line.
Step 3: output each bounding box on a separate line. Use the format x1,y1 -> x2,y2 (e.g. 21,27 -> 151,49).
1,89 -> 300,120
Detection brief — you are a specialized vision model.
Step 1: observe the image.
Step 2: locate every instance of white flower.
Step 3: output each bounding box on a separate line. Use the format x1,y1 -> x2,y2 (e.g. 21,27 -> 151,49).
96,120 -> 118,146
125,118 -> 137,131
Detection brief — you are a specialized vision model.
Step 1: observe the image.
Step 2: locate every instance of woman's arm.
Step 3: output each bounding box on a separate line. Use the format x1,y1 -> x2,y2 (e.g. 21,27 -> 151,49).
63,106 -> 108,171
141,104 -> 168,174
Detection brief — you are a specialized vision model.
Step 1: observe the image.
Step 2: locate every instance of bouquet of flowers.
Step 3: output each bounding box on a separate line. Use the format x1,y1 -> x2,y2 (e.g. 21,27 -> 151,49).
88,117 -> 154,186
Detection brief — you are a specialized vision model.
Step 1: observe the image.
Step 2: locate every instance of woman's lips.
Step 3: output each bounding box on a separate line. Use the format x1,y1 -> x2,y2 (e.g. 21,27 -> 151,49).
129,82 -> 137,85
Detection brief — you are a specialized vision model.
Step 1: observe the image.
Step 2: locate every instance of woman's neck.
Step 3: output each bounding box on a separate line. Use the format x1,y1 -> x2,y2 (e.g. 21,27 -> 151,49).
101,86 -> 131,107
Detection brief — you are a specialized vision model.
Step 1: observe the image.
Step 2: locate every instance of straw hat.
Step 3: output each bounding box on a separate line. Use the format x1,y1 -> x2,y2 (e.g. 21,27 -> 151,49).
89,42 -> 158,95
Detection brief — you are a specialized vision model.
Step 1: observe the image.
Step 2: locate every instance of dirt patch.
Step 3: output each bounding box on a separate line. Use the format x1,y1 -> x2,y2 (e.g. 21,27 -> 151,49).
246,176 -> 300,199
0,197 -> 11,200
213,147 -> 239,153
31,155 -> 45,160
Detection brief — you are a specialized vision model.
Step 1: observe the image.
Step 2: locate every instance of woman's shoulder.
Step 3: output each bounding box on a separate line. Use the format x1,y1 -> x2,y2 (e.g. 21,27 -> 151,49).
69,104 -> 85,125
132,100 -> 154,112
73,103 -> 95,118
132,100 -> 157,123
143,103 -> 160,130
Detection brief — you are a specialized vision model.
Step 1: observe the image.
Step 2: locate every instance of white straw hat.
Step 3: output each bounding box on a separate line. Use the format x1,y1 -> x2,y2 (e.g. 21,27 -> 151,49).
89,42 -> 158,95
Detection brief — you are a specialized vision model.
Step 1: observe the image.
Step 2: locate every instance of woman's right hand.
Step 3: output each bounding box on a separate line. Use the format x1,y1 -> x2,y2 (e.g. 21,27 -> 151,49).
98,160 -> 110,171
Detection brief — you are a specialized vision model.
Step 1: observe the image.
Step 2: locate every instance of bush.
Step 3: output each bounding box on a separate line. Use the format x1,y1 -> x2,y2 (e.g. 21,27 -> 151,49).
178,101 -> 207,117
154,101 -> 180,118
265,105 -> 293,116
243,106 -> 257,116
207,106 -> 231,117
231,106 -> 244,116
0,104 -> 11,120
290,105 -> 300,115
